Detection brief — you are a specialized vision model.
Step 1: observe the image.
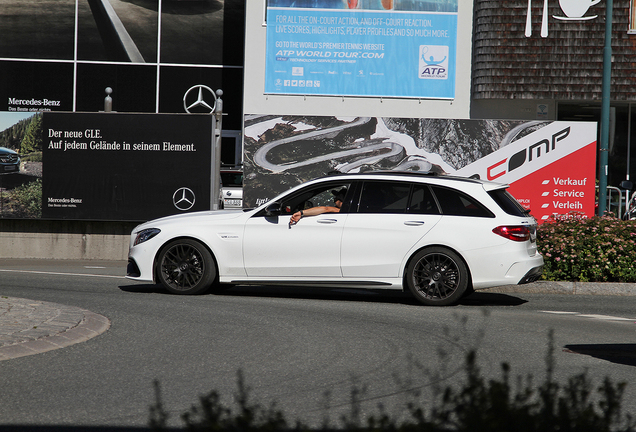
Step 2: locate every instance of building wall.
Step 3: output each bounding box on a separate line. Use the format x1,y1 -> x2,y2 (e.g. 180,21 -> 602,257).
471,98 -> 557,120
243,0 -> 474,119
471,0 -> 636,186
0,220 -> 137,261
472,0 -> 636,101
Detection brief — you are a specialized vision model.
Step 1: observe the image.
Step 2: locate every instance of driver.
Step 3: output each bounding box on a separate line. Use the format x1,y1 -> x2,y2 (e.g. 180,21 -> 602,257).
289,189 -> 346,225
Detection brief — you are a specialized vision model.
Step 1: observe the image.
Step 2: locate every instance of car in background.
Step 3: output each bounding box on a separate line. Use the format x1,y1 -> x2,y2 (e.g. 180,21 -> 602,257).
220,167 -> 243,209
127,171 -> 543,306
0,147 -> 20,174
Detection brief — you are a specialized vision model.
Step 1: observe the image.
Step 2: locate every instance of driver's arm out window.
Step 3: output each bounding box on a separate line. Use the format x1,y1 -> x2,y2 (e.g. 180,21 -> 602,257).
281,184 -> 349,215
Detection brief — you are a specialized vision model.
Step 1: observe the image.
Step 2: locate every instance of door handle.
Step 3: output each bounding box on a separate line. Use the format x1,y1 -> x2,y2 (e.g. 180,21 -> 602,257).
317,219 -> 338,224
404,221 -> 425,226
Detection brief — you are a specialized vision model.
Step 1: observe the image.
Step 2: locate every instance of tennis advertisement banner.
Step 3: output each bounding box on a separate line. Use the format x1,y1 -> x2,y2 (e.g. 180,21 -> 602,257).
265,0 -> 458,99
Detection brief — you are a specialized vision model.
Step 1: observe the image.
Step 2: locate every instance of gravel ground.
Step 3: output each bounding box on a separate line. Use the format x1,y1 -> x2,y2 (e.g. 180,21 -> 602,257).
20,161 -> 42,178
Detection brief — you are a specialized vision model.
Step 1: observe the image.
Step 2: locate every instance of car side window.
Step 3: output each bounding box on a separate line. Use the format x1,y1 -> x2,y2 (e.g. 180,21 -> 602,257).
357,181 -> 411,214
430,185 -> 494,218
407,184 -> 440,215
280,183 -> 350,215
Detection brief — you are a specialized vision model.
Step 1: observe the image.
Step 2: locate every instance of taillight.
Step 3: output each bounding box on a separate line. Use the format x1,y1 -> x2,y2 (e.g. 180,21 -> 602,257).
493,225 -> 530,242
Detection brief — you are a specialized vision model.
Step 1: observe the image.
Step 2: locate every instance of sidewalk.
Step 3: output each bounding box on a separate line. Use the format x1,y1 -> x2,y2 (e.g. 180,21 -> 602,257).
0,296 -> 110,361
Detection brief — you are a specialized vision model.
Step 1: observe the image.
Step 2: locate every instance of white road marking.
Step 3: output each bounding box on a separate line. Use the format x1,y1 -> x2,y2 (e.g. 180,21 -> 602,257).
0,269 -> 124,279
541,311 -> 636,322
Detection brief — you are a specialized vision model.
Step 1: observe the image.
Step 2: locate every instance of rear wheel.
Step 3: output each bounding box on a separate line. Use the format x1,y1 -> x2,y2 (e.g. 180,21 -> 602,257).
406,247 -> 469,306
157,239 -> 216,295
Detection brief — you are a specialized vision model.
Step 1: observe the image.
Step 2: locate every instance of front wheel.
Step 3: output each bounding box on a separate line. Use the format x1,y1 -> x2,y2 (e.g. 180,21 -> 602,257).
406,247 -> 469,306
157,239 -> 216,295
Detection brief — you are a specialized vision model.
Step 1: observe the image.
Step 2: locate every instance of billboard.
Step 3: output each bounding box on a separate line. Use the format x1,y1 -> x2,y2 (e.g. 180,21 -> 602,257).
455,122 -> 597,222
0,111 -> 214,221
0,0 -> 244,129
265,0 -> 458,99
243,115 -> 597,222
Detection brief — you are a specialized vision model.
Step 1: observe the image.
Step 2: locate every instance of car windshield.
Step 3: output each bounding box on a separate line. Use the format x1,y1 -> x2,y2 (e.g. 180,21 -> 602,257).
221,172 -> 242,187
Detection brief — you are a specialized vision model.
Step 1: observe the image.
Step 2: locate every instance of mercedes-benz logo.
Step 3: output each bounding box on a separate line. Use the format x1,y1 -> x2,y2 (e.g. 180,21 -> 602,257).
183,85 -> 217,113
173,187 -> 196,211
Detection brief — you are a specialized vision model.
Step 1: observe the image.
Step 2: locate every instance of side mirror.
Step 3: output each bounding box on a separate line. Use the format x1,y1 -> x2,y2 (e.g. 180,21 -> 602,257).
620,180 -> 633,191
265,202 -> 282,216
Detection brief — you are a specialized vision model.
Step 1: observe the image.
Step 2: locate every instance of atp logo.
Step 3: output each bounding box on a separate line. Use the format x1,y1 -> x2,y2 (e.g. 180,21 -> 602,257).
419,45 -> 448,80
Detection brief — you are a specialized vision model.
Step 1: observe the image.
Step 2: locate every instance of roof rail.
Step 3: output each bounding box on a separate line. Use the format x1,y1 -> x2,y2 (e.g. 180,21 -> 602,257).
363,170 -> 441,177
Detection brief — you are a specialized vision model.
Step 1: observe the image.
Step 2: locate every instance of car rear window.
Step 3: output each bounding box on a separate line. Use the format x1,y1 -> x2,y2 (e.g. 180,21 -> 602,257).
407,184 -> 440,215
430,186 -> 494,218
488,189 -> 529,217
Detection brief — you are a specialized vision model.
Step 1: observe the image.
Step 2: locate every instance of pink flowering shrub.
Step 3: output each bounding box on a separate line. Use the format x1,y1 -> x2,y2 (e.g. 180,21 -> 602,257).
537,214 -> 636,282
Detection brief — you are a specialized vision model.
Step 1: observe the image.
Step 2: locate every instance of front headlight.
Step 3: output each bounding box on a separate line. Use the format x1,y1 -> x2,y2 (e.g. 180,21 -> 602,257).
133,228 -> 161,246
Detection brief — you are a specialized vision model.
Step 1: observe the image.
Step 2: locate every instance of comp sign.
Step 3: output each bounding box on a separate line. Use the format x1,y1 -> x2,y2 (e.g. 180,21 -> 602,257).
264,1 -> 458,99
456,122 -> 597,222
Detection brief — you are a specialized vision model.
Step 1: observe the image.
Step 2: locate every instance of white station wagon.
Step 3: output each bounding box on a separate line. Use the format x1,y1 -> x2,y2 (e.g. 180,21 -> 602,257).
127,171 -> 543,306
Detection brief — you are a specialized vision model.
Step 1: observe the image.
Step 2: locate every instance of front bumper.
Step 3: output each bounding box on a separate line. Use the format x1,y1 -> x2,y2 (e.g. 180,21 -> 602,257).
127,258 -> 142,279
0,164 -> 19,173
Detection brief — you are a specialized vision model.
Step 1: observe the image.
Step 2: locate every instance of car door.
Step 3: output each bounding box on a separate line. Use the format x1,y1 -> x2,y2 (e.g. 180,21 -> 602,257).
243,182 -> 351,278
340,181 -> 442,278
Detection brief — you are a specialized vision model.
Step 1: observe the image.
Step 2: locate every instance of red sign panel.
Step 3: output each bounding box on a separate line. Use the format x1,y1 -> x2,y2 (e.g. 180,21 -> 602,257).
456,122 -> 597,223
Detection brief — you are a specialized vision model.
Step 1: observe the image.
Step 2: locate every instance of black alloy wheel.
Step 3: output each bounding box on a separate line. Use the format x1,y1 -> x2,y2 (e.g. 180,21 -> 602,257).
157,239 -> 216,295
406,247 -> 469,306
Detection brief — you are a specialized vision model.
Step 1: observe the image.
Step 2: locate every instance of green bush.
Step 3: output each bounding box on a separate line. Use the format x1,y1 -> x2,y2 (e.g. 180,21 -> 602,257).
537,215 -> 636,282
10,178 -> 42,218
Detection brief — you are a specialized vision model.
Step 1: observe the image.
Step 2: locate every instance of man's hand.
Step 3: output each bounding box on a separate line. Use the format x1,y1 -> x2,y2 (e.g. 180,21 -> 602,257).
290,211 -> 302,224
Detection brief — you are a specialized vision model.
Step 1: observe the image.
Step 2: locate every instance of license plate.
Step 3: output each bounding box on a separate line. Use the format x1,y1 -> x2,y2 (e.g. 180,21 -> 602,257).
4,165 -> 17,172
224,199 -> 241,207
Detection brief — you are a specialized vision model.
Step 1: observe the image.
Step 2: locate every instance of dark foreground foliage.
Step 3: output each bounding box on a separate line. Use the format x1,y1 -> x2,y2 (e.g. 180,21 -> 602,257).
148,332 -> 634,432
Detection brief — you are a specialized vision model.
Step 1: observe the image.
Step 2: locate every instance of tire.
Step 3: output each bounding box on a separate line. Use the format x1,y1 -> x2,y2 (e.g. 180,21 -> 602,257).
157,239 -> 216,295
406,247 -> 469,306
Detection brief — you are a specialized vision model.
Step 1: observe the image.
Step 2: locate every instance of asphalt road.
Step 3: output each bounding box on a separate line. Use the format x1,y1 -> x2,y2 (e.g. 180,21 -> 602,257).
1,259 -> 636,430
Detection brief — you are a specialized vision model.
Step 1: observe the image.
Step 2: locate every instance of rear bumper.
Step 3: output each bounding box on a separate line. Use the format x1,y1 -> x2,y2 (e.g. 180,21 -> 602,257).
518,265 -> 544,284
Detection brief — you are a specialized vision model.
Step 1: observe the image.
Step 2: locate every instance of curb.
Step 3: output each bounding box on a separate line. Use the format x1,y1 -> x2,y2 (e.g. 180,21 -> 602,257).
484,280 -> 636,296
0,297 -> 110,361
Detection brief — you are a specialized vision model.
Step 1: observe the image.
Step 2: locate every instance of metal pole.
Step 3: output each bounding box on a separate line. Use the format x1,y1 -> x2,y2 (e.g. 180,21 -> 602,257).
598,0 -> 613,216
211,89 -> 224,210
626,104 -> 632,211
